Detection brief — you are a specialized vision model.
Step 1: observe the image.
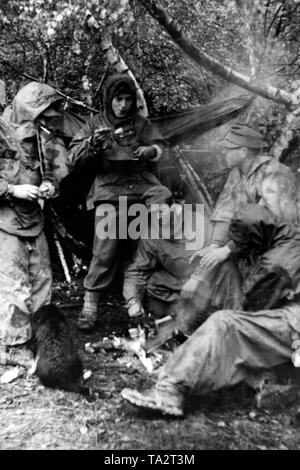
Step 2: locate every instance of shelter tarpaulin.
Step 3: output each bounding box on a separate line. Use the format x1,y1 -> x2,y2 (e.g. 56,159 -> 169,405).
152,93 -> 253,145
46,110 -> 89,142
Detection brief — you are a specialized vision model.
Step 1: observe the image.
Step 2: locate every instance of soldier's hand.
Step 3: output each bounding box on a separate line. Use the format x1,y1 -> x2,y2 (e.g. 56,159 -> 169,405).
199,245 -> 230,270
133,146 -> 156,160
181,277 -> 199,300
127,298 -> 145,318
189,244 -> 218,263
91,127 -> 111,148
39,181 -> 55,199
9,184 -> 41,201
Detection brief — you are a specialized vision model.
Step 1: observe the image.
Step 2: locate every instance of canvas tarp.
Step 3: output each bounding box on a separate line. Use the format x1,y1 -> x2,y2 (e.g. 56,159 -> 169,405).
152,93 -> 253,145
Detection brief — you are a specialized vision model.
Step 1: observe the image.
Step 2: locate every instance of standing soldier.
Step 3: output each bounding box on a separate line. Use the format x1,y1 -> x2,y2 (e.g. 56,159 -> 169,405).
0,116 -> 58,366
68,74 -> 171,330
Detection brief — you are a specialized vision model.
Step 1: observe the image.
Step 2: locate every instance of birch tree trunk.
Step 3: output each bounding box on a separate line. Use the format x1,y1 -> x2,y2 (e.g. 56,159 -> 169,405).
0,79 -> 6,108
234,0 -> 259,123
137,0 -> 298,109
235,0 -> 257,78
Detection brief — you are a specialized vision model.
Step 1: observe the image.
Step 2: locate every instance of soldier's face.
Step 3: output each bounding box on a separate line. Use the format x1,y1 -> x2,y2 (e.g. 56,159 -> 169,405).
224,147 -> 247,168
39,105 -> 61,126
260,177 -> 280,215
111,93 -> 133,118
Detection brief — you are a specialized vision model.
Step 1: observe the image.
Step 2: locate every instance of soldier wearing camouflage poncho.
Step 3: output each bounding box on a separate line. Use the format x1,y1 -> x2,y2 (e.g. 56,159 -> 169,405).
0,115 -> 58,366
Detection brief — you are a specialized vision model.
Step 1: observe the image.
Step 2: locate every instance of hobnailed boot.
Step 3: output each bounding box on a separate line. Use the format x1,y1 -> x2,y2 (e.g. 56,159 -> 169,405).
121,382 -> 185,417
77,290 -> 100,330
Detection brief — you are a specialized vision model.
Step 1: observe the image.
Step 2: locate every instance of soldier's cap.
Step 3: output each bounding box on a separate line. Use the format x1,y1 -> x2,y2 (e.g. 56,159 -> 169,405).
218,123 -> 268,149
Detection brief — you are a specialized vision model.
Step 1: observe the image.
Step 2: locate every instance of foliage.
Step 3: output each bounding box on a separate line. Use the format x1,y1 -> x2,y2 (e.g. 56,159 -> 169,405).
0,0 -> 300,120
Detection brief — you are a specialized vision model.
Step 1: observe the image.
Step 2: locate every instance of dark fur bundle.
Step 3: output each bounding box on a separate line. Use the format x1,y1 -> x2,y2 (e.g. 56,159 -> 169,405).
31,304 -> 89,395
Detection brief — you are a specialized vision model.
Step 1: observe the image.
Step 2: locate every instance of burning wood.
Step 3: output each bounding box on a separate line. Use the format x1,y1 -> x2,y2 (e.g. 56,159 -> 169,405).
85,327 -> 163,374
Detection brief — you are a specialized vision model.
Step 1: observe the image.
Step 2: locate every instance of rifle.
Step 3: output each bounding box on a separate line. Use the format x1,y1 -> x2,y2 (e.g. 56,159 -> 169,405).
37,129 -> 87,282
173,146 -> 213,216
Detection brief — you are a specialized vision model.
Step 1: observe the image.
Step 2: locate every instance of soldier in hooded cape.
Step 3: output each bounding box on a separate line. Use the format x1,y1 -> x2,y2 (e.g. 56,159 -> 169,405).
0,115 -> 58,366
2,81 -> 76,183
68,74 -> 171,329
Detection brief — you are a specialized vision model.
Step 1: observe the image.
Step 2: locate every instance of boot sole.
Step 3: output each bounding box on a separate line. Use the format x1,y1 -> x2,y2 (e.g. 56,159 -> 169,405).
121,388 -> 184,417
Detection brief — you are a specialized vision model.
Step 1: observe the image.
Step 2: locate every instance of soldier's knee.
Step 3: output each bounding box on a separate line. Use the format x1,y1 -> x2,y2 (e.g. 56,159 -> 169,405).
209,309 -> 238,334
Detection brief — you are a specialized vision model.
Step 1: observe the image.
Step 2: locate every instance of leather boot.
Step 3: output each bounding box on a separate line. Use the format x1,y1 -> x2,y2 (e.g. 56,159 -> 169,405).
77,290 -> 100,330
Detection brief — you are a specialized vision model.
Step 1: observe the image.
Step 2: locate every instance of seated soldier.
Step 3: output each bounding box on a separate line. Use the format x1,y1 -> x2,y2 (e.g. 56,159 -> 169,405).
180,123 -> 295,314
121,297 -> 300,417
123,197 -> 242,332
229,161 -> 300,310
123,201 -> 206,319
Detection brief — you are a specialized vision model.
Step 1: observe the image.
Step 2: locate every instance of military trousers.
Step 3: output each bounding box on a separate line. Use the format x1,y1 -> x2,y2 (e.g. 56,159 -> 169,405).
0,230 -> 52,346
158,302 -> 300,396
84,184 -> 171,292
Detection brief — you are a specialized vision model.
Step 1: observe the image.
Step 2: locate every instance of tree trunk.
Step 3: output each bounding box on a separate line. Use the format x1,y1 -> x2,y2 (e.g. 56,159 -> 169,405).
137,0 -> 298,109
0,79 -> 6,107
235,0 -> 257,78
82,53 -> 94,108
270,103 -> 300,160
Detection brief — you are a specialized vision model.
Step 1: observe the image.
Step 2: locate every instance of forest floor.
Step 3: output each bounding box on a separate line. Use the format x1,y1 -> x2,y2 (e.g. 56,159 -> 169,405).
0,281 -> 300,450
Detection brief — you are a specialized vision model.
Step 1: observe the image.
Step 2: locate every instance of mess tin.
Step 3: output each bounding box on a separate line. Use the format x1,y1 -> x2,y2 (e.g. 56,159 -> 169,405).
102,122 -> 139,161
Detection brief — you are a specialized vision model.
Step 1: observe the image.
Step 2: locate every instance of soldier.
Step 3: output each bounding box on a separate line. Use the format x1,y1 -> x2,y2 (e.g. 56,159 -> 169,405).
181,123 -> 275,312
122,202 -> 202,318
0,116 -> 58,366
68,74 -> 171,330
121,296 -> 300,417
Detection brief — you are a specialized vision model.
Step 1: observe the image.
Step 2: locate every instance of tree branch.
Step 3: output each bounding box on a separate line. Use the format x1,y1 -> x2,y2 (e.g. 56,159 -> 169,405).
137,0 -> 298,109
0,55 -> 98,113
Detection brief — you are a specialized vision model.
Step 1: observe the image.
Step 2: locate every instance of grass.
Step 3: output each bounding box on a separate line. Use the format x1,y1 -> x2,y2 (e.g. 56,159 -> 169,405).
0,285 -> 300,450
